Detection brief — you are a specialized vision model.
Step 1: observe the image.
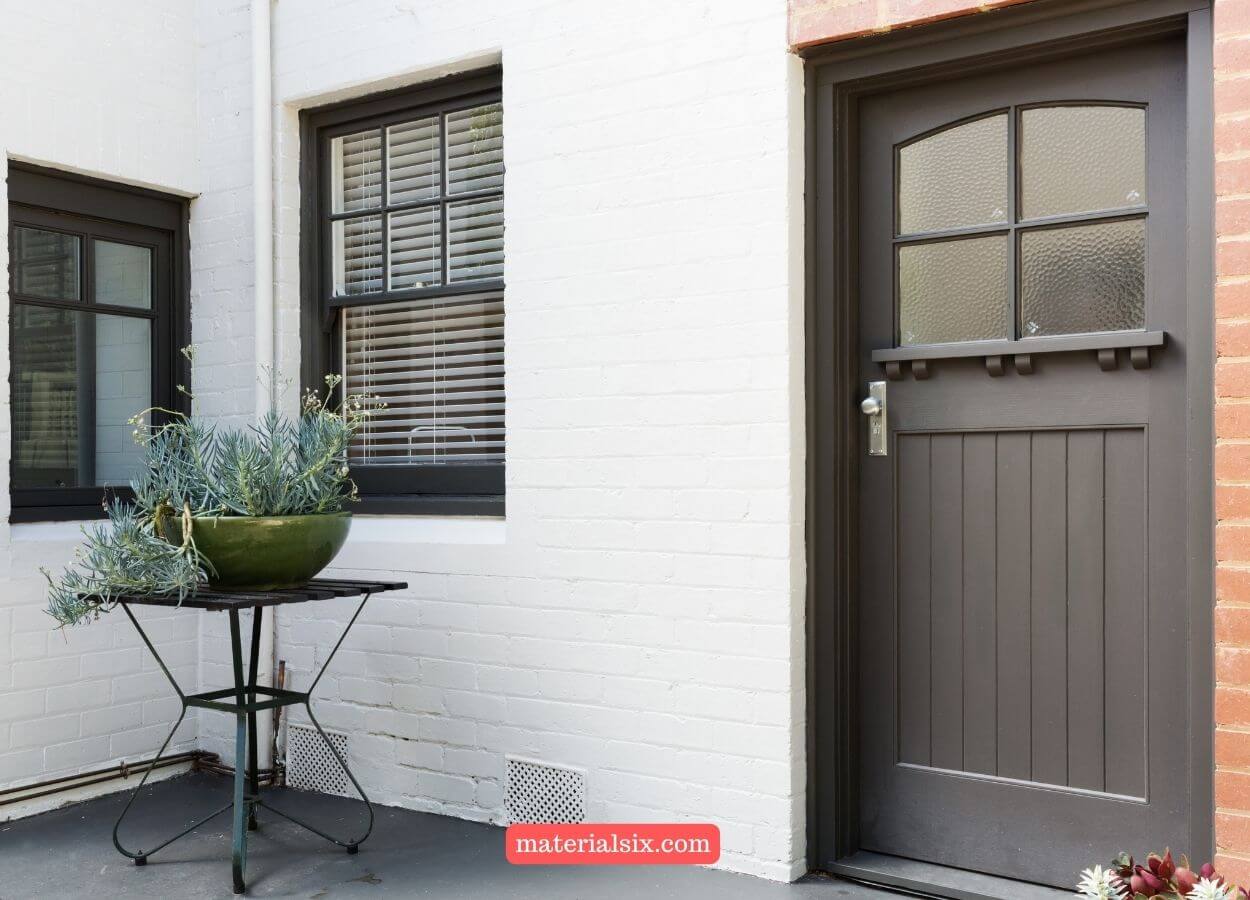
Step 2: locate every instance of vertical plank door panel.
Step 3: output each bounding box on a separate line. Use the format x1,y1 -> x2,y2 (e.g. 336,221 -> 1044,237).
930,433 -> 965,771
1066,430 -> 1106,792
996,431 -> 1032,780
962,433 -> 998,776
898,434 -> 933,766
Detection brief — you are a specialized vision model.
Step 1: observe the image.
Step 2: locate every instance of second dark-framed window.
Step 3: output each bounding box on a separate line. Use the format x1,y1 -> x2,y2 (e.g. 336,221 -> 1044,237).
301,68 -> 505,515
7,164 -> 189,522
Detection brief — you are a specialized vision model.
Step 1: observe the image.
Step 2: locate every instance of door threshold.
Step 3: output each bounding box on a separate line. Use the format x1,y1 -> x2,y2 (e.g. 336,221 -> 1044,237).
828,851 -> 1073,900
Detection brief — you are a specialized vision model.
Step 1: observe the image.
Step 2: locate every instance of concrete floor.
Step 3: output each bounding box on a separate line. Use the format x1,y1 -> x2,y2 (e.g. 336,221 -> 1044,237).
0,773 -> 898,899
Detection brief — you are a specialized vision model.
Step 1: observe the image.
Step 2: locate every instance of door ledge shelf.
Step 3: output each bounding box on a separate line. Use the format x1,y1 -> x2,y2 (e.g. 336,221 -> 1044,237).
871,330 -> 1166,379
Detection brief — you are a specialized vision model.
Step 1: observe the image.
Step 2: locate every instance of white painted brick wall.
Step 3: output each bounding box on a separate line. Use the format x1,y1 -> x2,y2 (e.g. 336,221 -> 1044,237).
0,1 -> 202,814
0,0 -> 806,882
263,0 -> 802,881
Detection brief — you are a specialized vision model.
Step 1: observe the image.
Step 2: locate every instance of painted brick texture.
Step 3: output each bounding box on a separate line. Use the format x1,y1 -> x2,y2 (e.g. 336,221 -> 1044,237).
1216,0 -> 1250,886
0,1 -> 201,817
187,0 -> 808,882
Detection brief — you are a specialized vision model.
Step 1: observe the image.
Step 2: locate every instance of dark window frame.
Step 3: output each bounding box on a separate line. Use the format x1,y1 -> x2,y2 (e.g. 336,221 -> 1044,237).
300,68 -> 505,516
7,163 -> 190,523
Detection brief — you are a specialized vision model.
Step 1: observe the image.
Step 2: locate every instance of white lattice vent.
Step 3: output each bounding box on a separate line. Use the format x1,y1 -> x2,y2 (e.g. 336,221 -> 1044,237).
505,758 -> 585,824
285,723 -> 351,797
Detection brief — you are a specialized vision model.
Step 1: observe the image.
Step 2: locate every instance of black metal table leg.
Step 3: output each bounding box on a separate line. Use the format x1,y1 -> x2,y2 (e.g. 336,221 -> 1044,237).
246,609 -> 262,832
113,604 -> 235,864
255,592 -> 375,851
228,610 -> 249,894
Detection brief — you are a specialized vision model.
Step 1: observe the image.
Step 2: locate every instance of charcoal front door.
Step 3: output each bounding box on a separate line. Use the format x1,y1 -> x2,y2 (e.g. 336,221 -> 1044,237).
854,35 -> 1192,888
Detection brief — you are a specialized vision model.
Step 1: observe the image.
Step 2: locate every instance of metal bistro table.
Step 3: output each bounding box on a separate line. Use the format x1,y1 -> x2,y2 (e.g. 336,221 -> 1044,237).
109,578 -> 407,894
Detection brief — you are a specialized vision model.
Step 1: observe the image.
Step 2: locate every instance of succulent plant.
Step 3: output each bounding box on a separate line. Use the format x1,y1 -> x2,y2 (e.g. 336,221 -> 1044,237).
1090,850 -> 1242,900
43,360 -> 380,627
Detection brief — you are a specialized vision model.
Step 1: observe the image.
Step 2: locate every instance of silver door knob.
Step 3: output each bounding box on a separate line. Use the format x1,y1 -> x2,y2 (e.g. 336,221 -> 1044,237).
861,396 -> 882,416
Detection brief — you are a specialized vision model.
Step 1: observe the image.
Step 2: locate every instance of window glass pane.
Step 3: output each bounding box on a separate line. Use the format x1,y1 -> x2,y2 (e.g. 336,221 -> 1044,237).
333,215 -> 383,296
13,227 -> 80,300
446,103 -> 503,195
11,307 -> 150,489
330,130 -> 382,213
94,240 -> 152,309
387,117 -> 441,205
1020,105 -> 1146,219
1020,219 -> 1145,337
343,293 -> 504,465
448,197 -> 503,282
390,208 -> 442,290
897,114 -> 1008,236
898,235 -> 1009,346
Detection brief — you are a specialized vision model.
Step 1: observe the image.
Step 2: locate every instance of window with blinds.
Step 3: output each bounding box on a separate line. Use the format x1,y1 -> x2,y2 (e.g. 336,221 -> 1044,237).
343,292 -> 504,466
306,71 -> 505,508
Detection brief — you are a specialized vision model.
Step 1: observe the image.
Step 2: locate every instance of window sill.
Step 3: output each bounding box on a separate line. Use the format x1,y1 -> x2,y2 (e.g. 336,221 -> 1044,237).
10,506 -> 109,525
349,494 -> 504,517
11,520 -> 95,541
348,515 -> 505,545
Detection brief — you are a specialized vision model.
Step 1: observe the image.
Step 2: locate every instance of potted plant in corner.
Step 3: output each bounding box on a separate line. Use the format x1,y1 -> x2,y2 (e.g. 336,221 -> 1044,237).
44,351 -> 380,627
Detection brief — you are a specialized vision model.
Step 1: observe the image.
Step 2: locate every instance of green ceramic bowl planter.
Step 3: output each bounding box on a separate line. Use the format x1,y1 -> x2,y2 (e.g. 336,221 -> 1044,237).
160,513 -> 353,591
43,358 -> 381,627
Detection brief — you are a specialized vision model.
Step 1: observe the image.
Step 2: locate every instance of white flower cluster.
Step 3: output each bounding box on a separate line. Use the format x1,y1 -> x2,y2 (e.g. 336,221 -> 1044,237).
1191,877 -> 1237,900
1075,866 -> 1119,900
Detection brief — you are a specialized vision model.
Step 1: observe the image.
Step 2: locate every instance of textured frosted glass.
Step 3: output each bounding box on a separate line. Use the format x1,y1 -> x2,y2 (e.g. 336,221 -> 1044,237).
387,117 -> 440,205
330,131 -> 382,213
898,114 -> 1008,236
1021,106 -> 1145,219
1020,219 -> 1145,337
333,215 -> 383,296
389,208 -> 441,290
898,236 -> 1009,345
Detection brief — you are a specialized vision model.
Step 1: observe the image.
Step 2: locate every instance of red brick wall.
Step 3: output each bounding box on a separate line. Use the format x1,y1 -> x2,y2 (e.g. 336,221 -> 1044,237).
789,0 -> 1250,883
1216,0 -> 1250,887
788,0 -> 1037,50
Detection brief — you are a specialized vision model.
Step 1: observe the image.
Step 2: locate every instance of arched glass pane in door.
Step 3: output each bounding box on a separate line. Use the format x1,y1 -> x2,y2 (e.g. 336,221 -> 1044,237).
894,103 -> 1148,346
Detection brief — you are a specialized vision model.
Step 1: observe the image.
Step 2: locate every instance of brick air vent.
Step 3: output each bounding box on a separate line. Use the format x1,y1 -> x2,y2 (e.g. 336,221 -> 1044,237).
504,757 -> 585,824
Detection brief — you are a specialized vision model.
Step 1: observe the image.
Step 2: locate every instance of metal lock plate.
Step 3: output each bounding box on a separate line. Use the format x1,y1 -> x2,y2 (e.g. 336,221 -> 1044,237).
861,381 -> 887,456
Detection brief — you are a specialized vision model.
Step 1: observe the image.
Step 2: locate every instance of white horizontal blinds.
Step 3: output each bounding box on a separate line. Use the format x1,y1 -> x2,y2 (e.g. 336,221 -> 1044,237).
329,100 -> 503,298
389,208 -> 441,290
343,291 -> 505,465
446,104 -> 503,282
448,197 -> 504,281
387,117 -> 440,204
446,103 -> 504,194
330,131 -> 382,213
333,215 -> 383,295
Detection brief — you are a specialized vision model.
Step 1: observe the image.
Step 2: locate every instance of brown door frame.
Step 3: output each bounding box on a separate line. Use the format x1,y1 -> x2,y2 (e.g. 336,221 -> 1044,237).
803,0 -> 1214,893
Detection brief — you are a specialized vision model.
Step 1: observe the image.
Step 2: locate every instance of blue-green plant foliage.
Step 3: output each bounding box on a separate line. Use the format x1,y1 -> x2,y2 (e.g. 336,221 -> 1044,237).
44,369 -> 378,627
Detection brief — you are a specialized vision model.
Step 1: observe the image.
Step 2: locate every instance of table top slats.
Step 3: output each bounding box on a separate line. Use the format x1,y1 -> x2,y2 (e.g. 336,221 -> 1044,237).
106,578 -> 407,611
